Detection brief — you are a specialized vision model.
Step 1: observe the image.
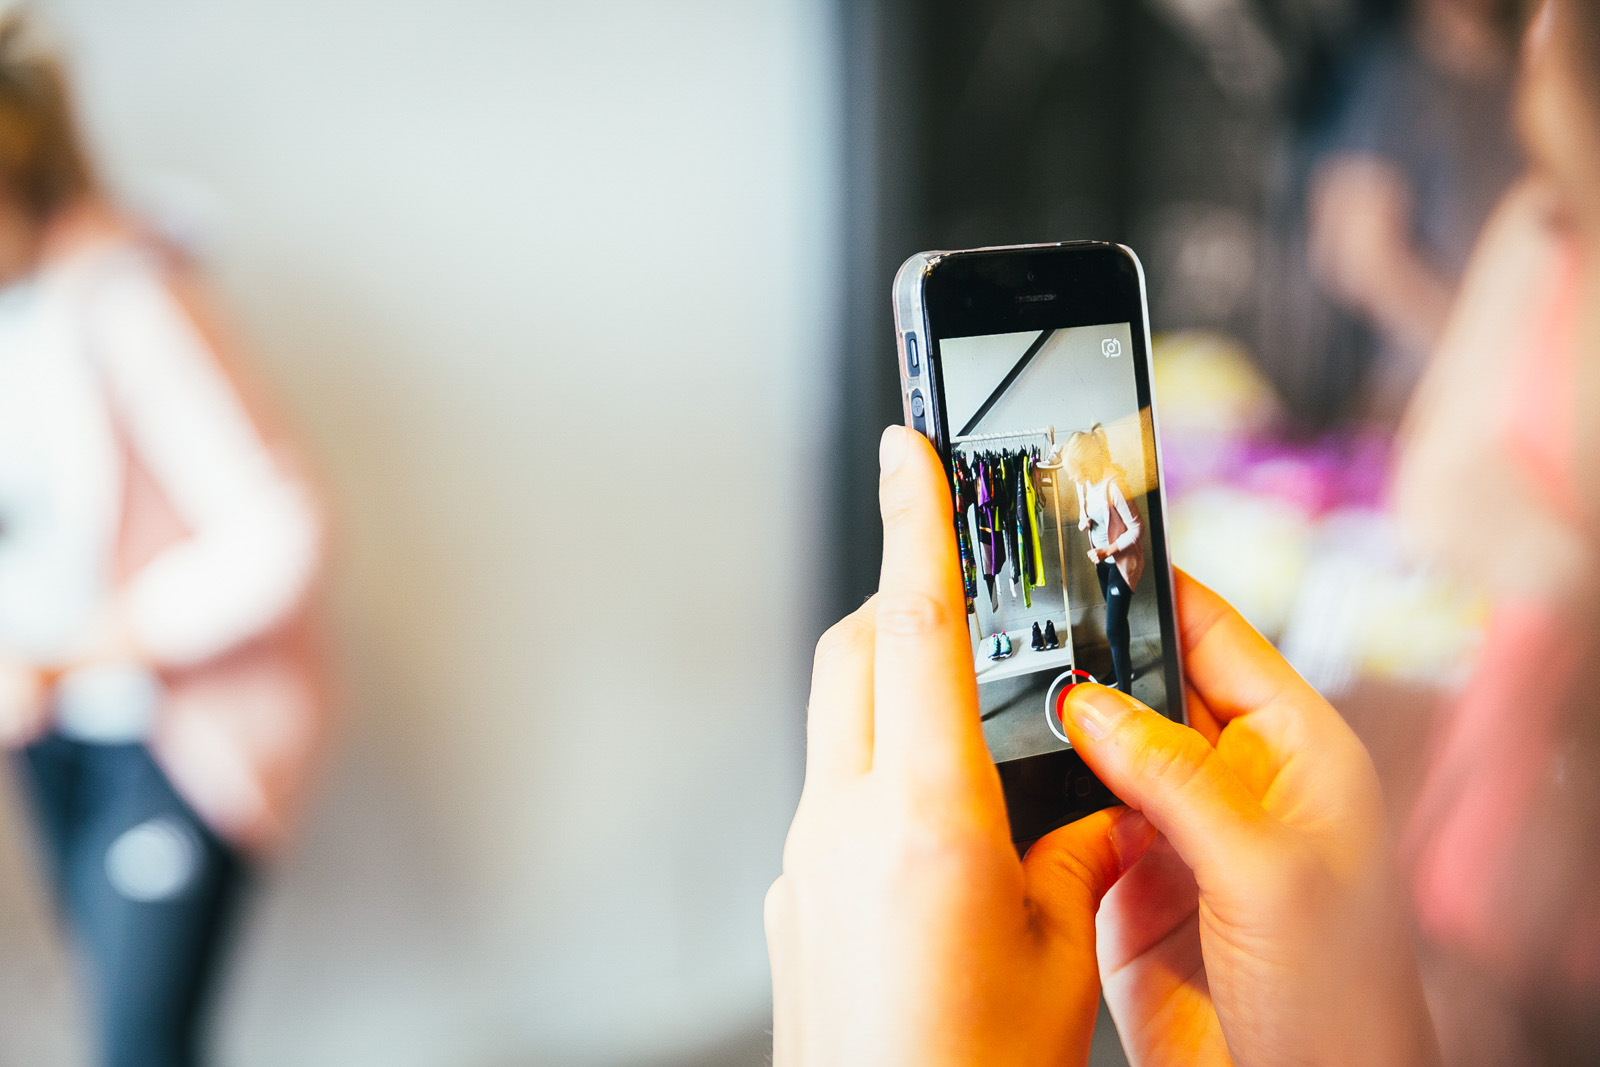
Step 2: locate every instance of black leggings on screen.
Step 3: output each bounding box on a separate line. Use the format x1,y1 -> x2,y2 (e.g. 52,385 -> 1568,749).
1097,560 -> 1133,694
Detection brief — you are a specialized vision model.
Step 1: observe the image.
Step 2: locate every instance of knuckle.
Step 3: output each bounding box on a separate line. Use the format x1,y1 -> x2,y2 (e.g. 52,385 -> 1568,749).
1125,727 -> 1209,795
881,794 -> 993,876
873,590 -> 947,636
891,832 -> 983,891
780,812 -> 816,873
813,614 -> 869,663
1034,843 -> 1104,902
779,810 -> 813,873
878,474 -> 921,523
780,793 -> 861,874
763,877 -> 792,937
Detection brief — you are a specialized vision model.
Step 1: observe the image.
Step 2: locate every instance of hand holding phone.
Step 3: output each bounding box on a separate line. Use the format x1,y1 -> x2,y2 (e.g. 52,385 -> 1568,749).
768,426 -> 1437,1067
766,426 -> 1143,1067
1050,579 -> 1439,1067
893,241 -> 1185,840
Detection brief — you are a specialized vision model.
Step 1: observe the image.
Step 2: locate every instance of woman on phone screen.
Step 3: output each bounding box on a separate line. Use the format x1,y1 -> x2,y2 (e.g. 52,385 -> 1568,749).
1064,425 -> 1142,694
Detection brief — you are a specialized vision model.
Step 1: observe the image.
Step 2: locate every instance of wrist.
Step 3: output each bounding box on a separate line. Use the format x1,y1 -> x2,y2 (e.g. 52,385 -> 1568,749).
0,654 -> 49,747
67,600 -> 144,670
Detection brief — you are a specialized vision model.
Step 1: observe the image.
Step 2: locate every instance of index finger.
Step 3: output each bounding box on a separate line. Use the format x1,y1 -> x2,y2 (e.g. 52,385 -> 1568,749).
1175,569 -> 1317,724
870,427 -> 988,783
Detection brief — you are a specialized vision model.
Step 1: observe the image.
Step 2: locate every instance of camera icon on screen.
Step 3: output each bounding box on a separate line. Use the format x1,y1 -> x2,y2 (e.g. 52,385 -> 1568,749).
1101,337 -> 1122,358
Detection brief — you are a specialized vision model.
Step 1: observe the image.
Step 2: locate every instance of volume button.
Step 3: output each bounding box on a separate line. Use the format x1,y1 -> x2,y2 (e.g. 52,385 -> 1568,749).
909,389 -> 927,435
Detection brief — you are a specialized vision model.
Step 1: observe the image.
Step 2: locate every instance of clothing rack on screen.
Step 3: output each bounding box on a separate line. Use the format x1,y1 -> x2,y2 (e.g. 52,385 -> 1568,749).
951,426 -> 1055,446
950,426 -> 1073,664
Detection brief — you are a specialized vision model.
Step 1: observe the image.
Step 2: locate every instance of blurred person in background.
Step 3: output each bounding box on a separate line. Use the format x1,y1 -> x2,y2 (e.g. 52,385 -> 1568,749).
1162,0 -> 1528,694
0,14 -> 323,1067
1063,425 -> 1143,695
1388,0 -> 1600,1061
1307,0 -> 1525,424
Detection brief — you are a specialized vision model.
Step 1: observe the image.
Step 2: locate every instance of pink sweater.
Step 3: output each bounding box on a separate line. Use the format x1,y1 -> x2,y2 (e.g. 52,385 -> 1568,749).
0,242 -> 325,853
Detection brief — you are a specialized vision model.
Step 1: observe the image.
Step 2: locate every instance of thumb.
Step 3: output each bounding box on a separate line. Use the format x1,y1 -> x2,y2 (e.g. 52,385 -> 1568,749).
1057,683 -> 1278,882
1022,806 -> 1155,935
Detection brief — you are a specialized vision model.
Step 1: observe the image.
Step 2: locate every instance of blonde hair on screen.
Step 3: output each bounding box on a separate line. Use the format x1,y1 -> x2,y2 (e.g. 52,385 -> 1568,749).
1064,423 -> 1126,490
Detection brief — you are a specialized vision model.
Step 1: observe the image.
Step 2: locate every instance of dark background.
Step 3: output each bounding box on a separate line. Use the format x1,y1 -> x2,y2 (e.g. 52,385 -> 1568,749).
829,0 -> 1405,625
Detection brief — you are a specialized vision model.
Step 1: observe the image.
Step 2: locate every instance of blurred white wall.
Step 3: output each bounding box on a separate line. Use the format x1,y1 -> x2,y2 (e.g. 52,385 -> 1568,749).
3,1 -> 835,1063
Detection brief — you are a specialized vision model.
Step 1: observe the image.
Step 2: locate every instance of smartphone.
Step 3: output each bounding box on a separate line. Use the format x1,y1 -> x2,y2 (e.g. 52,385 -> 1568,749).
892,241 -> 1185,842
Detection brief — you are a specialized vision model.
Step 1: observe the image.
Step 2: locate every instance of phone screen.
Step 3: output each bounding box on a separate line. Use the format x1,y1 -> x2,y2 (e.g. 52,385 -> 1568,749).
940,321 -> 1176,766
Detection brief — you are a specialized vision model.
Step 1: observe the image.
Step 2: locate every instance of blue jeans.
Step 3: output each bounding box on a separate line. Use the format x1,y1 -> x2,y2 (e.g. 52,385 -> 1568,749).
17,735 -> 245,1067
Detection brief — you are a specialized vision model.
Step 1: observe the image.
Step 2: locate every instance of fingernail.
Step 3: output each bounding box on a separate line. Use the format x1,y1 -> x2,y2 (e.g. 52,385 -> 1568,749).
879,425 -> 907,475
1062,683 -> 1127,741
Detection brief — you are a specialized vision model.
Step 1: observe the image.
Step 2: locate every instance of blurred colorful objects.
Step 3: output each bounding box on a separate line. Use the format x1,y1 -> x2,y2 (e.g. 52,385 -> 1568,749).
1154,331 -> 1485,696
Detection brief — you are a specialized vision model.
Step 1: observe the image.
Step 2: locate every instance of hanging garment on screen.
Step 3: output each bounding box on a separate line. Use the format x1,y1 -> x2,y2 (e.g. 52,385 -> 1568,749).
1013,453 -> 1033,607
973,454 -> 1003,612
955,520 -> 978,612
956,444 -> 1057,613
1024,452 -> 1046,590
1000,454 -> 1021,597
951,454 -> 978,611
980,454 -> 999,607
